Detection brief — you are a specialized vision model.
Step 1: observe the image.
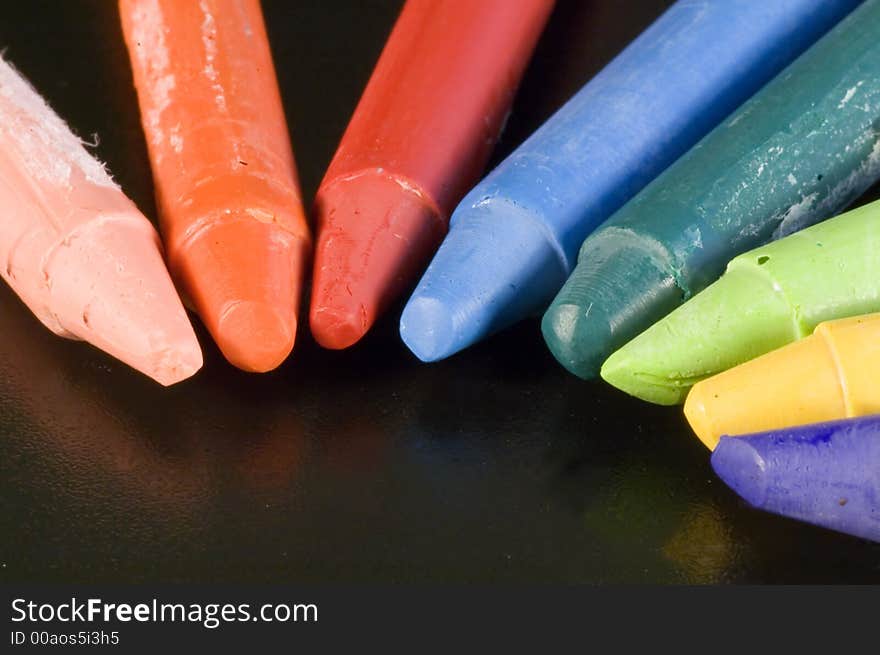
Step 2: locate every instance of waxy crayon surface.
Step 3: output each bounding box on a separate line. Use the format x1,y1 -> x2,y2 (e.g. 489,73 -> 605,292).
310,0 -> 553,350
120,0 -> 312,373
712,416 -> 880,543
401,0 -> 861,363
686,313 -> 880,449
603,198 -> 880,405
5,0 -> 880,588
544,0 -> 880,382
0,56 -> 201,385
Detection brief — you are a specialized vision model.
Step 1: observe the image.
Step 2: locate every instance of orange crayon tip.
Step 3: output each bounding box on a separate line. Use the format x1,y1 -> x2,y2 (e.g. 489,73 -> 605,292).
216,300 -> 296,373
309,171 -> 444,350
173,216 -> 308,372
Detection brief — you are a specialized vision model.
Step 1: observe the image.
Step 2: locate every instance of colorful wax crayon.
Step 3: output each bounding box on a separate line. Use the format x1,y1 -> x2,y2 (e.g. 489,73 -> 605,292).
120,0 -> 312,372
543,0 -> 880,380
603,198 -> 880,405
400,0 -> 860,362
309,0 -> 554,350
712,416 -> 880,543
0,57 -> 201,385
685,313 -> 880,450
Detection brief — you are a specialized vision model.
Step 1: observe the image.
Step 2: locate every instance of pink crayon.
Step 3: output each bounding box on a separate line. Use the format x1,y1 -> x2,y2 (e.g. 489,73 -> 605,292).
0,58 -> 202,385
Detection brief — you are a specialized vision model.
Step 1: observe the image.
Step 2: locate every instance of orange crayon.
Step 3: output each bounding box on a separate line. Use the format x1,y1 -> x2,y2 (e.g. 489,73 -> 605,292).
120,0 -> 311,372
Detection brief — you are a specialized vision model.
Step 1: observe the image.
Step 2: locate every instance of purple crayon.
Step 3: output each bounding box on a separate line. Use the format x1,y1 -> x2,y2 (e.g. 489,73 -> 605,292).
711,416 -> 880,543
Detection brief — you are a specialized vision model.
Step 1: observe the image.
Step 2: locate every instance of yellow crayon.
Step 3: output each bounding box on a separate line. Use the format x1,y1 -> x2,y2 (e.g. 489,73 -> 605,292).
684,313 -> 880,449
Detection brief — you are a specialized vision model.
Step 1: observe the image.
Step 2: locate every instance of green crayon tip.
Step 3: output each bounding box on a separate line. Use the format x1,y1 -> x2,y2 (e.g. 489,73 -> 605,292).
602,198 -> 880,405
601,265 -> 800,405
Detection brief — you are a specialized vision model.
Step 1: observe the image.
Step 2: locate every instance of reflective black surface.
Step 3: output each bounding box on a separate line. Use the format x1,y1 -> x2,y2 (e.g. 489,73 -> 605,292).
1,1 -> 880,584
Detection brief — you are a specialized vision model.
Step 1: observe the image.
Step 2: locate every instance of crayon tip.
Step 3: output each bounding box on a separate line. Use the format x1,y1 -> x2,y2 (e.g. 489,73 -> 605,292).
309,304 -> 368,351
310,171 -> 445,350
541,301 -> 615,382
45,215 -> 203,386
399,295 -> 458,362
683,384 -> 720,450
542,231 -> 682,380
600,351 -> 689,406
173,216 -> 307,373
710,436 -> 768,509
401,198 -> 569,362
600,264 -> 800,405
709,417 -> 880,542
144,337 -> 203,386
215,300 -> 296,372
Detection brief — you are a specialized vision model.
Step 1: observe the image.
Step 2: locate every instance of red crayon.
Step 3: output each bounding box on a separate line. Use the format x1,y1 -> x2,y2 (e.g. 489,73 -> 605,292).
310,0 -> 554,349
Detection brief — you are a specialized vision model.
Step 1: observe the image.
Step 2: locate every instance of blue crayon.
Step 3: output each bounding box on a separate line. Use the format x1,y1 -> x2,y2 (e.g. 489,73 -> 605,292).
399,0 -> 861,362
712,417 -> 880,543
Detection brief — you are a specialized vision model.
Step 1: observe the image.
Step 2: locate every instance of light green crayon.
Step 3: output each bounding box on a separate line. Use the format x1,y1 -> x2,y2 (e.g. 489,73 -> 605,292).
602,198 -> 880,405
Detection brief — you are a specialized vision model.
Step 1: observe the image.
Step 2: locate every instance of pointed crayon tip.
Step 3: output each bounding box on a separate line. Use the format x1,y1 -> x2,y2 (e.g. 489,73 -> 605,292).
600,263 -> 801,405
310,171 -> 445,350
310,304 -> 368,351
710,417 -> 880,542
710,436 -> 769,509
683,320 -> 862,449
399,295 -> 458,362
684,382 -> 723,451
146,340 -> 203,387
542,230 -> 682,381
600,347 -> 690,406
46,215 -> 203,386
401,198 -> 569,362
172,216 -> 308,373
215,300 -> 296,372
541,301 -> 616,382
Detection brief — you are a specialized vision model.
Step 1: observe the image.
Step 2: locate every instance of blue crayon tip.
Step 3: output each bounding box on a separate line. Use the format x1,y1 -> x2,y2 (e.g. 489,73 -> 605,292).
400,198 -> 569,362
399,295 -> 457,363
711,416 -> 880,543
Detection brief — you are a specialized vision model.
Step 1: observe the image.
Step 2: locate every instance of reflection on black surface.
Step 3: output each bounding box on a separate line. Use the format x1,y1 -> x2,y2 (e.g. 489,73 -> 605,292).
2,0 -> 880,584
0,290 -> 206,512
0,284 -> 309,517
3,283 -> 880,583
664,502 -> 738,584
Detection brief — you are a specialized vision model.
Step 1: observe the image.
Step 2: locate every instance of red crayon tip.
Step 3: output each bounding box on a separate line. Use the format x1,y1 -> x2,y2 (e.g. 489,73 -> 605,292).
310,172 -> 444,350
173,217 -> 308,372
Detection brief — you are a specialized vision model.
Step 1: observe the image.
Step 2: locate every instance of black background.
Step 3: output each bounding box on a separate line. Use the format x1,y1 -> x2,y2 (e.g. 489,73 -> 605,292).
1,0 -> 879,585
